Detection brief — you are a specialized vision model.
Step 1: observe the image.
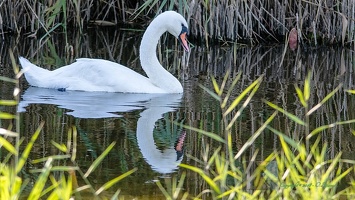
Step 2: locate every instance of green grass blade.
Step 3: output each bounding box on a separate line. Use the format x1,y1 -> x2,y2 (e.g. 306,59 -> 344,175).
0,128 -> 19,137
226,80 -> 261,130
95,168 -> 137,195
199,84 -> 221,101
72,126 -> 78,161
30,166 -> 79,173
157,0 -> 168,14
16,122 -> 44,174
180,163 -> 221,194
174,172 -> 187,199
329,166 -> 352,187
211,75 -> 221,95
267,126 -> 301,150
320,153 -> 342,184
32,155 -> 71,164
307,119 -> 355,139
179,123 -> 225,143
221,72 -> 242,109
346,90 -> 355,94
234,111 -> 277,159
224,76 -> 262,116
264,100 -> 306,126
110,189 -> 121,200
28,158 -> 53,200
50,140 -> 67,152
0,100 -> 18,106
304,72 -> 311,101
294,84 -> 307,107
0,136 -> 18,155
131,0 -> 159,20
307,84 -> 342,116
219,70 -> 230,96
0,112 -> 17,119
84,142 -> 116,178
156,180 -> 171,199
0,76 -> 17,83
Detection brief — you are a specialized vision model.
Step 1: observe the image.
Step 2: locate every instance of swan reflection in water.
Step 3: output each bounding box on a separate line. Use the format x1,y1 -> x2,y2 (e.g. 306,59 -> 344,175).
19,87 -> 186,174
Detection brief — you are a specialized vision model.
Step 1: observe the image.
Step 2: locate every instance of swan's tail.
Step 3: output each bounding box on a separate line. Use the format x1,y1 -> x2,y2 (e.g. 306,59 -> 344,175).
19,57 -> 50,87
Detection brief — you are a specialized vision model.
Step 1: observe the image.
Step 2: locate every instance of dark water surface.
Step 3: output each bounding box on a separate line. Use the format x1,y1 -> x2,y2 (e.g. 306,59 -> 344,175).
1,28 -> 355,198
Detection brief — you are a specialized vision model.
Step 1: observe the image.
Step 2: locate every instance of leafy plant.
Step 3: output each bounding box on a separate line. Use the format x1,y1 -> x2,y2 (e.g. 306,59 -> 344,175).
172,70 -> 355,199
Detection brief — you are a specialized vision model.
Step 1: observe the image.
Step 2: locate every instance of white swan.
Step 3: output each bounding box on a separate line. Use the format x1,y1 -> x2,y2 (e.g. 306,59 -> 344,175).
19,11 -> 189,93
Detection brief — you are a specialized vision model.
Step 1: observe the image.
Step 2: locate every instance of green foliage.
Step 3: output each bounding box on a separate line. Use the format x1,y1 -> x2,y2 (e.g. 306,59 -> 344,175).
155,172 -> 189,200
168,71 -> 355,199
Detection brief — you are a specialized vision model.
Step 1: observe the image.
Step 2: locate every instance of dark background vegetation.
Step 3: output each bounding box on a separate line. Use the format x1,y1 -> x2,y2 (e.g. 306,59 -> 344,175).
0,0 -> 354,46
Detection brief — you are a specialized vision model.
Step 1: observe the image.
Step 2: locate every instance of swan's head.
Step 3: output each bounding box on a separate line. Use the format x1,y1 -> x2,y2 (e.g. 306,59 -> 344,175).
159,11 -> 189,52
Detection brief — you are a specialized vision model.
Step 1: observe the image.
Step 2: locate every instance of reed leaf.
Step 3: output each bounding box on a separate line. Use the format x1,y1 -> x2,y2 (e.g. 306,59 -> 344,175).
50,140 -> 67,152
95,168 -> 137,195
221,72 -> 242,109
178,123 -> 225,143
16,122 -> 44,174
346,90 -> 355,94
307,84 -> 342,116
264,100 -> 306,126
278,135 -> 294,165
199,84 -> 221,101
0,136 -> 17,155
307,119 -> 355,139
32,155 -> 71,164
156,181 -> 170,199
234,111 -> 277,159
132,0 -> 161,20
179,163 -> 221,194
84,142 -> 116,178
174,172 -> 187,199
0,128 -> 18,137
0,100 -> 17,106
330,167 -> 352,187
303,72 -> 311,101
294,84 -> 307,107
267,126 -> 306,157
207,146 -> 222,170
0,76 -> 17,83
27,158 -> 53,200
0,112 -> 17,119
71,126 -> 77,162
219,70 -> 230,96
110,189 -> 121,200
321,153 -> 342,184
224,75 -> 263,116
226,79 -> 261,130
211,75 -> 221,95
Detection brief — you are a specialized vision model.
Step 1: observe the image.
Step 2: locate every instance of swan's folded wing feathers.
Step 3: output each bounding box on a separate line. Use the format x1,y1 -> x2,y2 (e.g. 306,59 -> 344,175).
61,58 -> 163,93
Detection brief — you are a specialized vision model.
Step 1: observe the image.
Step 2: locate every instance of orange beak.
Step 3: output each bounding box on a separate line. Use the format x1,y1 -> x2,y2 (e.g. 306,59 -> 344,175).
178,32 -> 189,52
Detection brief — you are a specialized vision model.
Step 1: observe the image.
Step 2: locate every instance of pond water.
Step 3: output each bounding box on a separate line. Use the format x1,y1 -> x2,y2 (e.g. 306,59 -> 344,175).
1,27 -> 355,198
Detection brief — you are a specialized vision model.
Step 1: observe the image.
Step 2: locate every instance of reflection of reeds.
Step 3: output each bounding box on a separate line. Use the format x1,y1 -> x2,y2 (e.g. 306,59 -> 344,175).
1,0 -> 354,45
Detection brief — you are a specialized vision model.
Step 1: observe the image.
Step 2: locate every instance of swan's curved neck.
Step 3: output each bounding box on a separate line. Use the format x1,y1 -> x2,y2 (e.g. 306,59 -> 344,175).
139,18 -> 182,93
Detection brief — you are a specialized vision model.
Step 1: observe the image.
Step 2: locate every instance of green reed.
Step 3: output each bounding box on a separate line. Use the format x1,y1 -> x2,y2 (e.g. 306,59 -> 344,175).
0,50 -> 136,199
160,68 -> 355,199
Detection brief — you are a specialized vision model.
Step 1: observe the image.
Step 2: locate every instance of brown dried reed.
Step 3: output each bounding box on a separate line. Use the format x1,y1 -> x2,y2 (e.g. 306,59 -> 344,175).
0,0 -> 354,46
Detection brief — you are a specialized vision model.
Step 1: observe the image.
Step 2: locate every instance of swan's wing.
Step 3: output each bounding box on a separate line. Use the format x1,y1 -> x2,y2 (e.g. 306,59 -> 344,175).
71,59 -> 164,92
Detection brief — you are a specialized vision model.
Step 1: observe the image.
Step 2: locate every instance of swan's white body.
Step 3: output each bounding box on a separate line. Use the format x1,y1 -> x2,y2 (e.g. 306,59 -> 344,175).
19,11 -> 189,93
